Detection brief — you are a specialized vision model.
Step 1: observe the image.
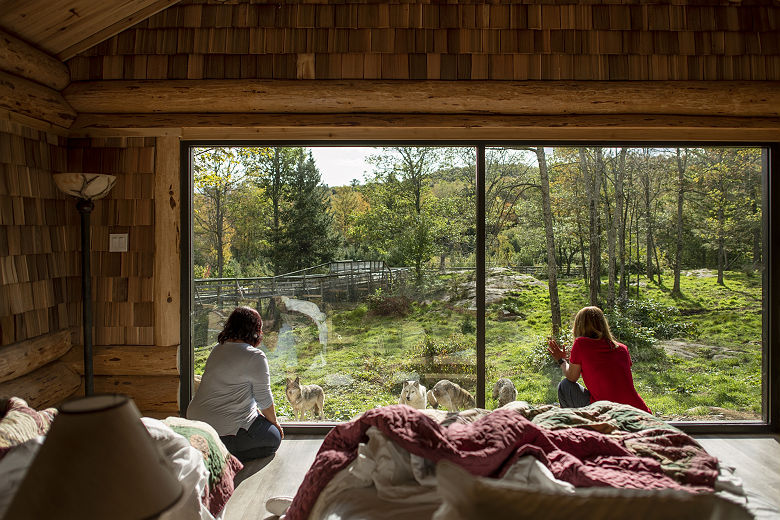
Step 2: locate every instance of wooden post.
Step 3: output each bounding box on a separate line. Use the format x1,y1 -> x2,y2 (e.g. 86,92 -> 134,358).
154,136 -> 181,349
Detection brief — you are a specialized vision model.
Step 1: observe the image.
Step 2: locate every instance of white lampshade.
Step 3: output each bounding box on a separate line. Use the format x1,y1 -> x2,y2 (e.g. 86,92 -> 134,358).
53,173 -> 116,200
4,394 -> 183,520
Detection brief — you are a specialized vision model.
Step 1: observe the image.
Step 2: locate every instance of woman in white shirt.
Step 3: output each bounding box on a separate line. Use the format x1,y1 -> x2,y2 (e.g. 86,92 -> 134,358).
187,306 -> 283,461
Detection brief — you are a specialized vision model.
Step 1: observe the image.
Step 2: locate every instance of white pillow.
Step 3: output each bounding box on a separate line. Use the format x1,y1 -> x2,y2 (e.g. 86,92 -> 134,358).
432,460 -> 753,520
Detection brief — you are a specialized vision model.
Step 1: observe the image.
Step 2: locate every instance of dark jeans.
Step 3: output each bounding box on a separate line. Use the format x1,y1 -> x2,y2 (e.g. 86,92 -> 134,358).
557,378 -> 592,408
220,415 -> 281,462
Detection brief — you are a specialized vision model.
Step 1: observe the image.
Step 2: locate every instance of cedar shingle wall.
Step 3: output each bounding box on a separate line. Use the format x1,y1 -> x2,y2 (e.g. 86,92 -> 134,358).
67,1 -> 780,81
66,137 -> 156,346
0,122 -> 75,346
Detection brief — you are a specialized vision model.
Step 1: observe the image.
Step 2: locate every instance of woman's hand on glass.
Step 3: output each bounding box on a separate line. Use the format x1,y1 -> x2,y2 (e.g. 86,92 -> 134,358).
547,337 -> 567,362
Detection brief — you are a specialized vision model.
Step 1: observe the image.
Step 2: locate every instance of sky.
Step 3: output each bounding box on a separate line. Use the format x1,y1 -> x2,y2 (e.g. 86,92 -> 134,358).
308,147 -> 377,187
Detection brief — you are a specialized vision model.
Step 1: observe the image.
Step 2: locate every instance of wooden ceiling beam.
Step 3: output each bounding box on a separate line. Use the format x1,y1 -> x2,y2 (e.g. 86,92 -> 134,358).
69,113 -> 780,142
0,70 -> 76,128
0,28 -> 69,90
63,80 -> 780,118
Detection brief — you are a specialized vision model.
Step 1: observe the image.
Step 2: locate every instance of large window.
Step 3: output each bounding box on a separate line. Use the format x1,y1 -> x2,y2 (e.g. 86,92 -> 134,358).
186,144 -> 769,427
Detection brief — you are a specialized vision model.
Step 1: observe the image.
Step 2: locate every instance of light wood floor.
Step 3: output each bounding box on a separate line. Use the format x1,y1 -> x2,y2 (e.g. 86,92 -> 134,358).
224,433 -> 780,519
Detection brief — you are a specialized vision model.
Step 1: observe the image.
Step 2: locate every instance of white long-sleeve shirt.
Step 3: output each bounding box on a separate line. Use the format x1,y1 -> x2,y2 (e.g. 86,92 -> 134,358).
186,341 -> 274,436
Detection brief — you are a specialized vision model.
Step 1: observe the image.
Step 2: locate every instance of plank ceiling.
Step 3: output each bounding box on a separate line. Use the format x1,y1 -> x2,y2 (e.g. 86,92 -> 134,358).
0,0 -> 180,60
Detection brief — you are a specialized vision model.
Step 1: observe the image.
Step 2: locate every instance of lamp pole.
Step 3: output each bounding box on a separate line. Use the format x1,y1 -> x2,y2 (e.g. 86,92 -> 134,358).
77,199 -> 95,396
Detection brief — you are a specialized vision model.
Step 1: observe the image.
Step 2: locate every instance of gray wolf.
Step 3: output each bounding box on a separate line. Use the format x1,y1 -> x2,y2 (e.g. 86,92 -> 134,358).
285,376 -> 325,420
492,378 -> 517,407
398,380 -> 427,409
431,379 -> 476,411
427,389 -> 438,409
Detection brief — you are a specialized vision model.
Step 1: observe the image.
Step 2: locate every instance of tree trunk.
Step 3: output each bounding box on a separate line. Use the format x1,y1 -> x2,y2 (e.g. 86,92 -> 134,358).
536,147 -> 561,336
643,162 -> 654,283
673,148 -> 685,294
604,162 -> 616,309
582,148 -> 602,307
579,228 -> 588,288
616,149 -> 627,301
717,205 -> 726,285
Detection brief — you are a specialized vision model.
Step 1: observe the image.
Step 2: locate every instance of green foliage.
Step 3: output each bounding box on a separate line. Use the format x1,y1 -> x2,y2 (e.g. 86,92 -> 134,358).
460,314 -> 475,334
366,288 -> 411,317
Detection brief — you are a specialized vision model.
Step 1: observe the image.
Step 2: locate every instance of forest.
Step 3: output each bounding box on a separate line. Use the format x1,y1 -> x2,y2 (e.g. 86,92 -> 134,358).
192,145 -> 764,422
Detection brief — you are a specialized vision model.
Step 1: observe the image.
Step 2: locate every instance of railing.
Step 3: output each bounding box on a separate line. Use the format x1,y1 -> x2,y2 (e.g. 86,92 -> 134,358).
194,260 -> 396,306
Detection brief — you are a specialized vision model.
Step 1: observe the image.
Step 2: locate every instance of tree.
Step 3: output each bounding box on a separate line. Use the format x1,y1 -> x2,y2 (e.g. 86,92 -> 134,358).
672,148 -> 688,295
355,147 -> 450,282
193,147 -> 248,279
276,150 -> 336,272
534,147 -> 562,335
247,147 -> 298,274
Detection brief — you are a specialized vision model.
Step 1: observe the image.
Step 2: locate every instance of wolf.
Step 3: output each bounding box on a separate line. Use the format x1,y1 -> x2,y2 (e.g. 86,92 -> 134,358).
398,380 -> 427,409
431,379 -> 476,411
285,376 -> 325,420
492,378 -> 518,408
427,389 -> 438,409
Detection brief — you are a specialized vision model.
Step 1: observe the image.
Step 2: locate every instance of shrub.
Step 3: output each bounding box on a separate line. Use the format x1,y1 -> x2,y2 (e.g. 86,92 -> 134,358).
460,314 -> 476,334
366,288 -> 411,317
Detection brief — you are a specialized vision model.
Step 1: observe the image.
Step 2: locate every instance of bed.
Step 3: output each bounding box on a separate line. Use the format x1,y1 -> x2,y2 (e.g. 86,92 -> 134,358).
0,396 -> 242,520
285,401 -> 778,520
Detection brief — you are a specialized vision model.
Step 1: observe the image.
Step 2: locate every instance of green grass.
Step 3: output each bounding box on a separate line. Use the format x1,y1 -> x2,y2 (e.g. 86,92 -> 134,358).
196,269 -> 764,422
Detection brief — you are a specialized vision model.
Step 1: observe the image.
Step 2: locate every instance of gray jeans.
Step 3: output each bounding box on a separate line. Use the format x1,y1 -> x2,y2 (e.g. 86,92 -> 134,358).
557,378 -> 591,408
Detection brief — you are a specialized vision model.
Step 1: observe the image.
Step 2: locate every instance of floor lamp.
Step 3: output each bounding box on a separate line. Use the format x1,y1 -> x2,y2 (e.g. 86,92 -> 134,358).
53,173 -> 116,396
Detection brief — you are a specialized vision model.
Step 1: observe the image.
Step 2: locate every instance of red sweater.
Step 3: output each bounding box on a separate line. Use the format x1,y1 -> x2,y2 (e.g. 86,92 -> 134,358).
569,337 -> 651,414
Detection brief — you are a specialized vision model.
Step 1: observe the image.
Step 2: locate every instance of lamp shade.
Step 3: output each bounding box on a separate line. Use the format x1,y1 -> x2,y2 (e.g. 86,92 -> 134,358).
4,394 -> 183,520
53,173 -> 116,200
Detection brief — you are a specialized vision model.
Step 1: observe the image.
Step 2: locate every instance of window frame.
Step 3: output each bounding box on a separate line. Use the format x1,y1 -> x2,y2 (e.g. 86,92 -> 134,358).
179,140 -> 779,435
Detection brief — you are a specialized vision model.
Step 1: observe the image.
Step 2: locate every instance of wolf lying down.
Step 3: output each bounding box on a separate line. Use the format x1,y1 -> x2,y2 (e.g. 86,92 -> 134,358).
399,378 -> 516,411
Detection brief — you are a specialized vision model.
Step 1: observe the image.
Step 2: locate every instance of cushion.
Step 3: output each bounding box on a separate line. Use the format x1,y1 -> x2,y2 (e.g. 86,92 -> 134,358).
0,397 -> 56,461
164,416 -> 243,517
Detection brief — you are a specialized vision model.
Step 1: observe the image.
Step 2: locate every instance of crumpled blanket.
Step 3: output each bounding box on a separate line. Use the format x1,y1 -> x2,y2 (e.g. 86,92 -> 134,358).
285,403 -> 719,520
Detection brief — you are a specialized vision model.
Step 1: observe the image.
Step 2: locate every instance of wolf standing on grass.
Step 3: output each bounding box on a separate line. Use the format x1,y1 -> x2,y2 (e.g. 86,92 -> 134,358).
398,380 -> 427,409
285,377 -> 325,420
187,306 -> 283,462
431,379 -> 476,411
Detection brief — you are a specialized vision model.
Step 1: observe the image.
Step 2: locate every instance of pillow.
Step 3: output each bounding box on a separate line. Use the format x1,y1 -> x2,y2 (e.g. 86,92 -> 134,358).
433,460 -> 753,520
163,416 -> 243,518
0,397 -> 57,461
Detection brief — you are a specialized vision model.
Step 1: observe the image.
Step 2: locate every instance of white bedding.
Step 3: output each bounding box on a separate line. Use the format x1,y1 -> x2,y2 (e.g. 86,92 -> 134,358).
309,426 -> 777,520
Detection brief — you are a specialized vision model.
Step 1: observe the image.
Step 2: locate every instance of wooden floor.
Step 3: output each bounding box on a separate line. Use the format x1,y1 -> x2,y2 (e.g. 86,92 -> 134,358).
223,433 -> 780,519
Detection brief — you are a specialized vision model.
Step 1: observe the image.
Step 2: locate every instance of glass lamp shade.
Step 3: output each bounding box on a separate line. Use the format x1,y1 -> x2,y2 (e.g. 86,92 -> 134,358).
53,173 -> 116,200
4,395 -> 183,520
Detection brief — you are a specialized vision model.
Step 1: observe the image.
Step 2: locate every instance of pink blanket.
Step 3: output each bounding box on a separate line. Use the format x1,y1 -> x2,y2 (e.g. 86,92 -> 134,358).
285,405 -> 719,520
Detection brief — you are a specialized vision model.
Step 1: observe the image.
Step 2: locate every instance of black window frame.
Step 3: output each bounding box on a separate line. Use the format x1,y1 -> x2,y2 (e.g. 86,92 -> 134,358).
180,140 -> 779,435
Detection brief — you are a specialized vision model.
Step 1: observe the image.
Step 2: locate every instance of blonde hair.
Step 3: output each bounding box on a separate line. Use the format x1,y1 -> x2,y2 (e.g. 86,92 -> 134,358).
572,306 -> 617,348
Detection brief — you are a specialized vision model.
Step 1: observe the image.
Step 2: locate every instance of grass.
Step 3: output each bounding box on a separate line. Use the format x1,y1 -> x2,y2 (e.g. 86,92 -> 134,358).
195,268 -> 764,422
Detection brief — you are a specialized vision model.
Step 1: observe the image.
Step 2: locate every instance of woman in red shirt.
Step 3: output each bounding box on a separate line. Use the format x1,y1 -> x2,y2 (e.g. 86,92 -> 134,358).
547,306 -> 651,414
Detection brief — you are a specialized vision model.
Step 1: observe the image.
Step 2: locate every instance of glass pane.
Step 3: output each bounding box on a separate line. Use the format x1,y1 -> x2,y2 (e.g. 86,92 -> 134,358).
484,146 -> 764,423
192,146 -> 477,422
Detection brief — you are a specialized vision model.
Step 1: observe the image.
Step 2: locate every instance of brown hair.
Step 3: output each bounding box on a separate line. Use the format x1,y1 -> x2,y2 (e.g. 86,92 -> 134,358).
217,306 -> 263,346
572,306 -> 617,348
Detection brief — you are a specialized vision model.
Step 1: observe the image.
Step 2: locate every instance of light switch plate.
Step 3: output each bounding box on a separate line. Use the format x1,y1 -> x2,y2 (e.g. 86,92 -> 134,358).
109,233 -> 128,252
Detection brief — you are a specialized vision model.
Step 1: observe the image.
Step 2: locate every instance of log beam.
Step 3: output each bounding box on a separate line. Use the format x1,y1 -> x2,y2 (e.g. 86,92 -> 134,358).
63,80 -> 780,118
0,29 -> 69,90
69,113 -> 780,142
154,136 -> 181,348
61,345 -> 179,376
84,375 -> 179,413
0,330 -> 72,383
0,361 -> 81,409
0,70 -> 76,128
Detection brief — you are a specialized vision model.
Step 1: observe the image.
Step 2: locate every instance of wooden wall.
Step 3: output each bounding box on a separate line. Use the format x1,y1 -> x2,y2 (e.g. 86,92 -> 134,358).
0,119 -> 83,408
0,121 -> 74,346
65,137 -> 179,417
67,0 -> 780,82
